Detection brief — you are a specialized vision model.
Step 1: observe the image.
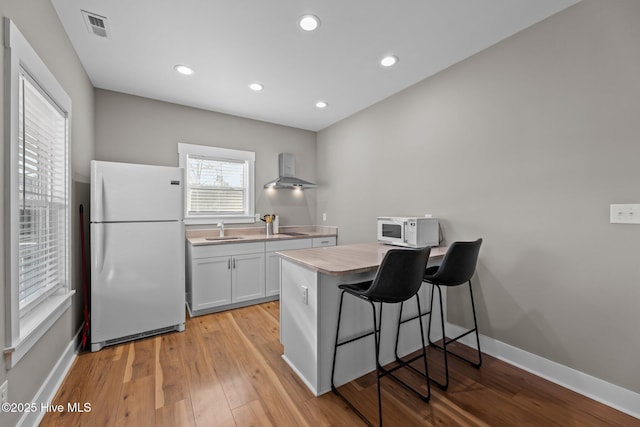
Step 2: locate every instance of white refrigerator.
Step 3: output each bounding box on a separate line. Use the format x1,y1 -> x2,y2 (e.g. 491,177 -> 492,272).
90,160 -> 185,352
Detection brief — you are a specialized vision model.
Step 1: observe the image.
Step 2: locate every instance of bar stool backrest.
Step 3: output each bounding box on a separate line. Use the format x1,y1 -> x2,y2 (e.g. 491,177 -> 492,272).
364,247 -> 430,303
428,239 -> 482,286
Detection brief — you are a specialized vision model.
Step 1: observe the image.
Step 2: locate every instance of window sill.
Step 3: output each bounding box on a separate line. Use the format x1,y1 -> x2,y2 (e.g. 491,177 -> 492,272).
4,289 -> 75,369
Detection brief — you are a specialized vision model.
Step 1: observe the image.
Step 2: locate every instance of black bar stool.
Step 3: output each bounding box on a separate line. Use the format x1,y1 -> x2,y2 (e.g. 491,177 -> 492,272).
330,247 -> 431,427
424,238 -> 483,390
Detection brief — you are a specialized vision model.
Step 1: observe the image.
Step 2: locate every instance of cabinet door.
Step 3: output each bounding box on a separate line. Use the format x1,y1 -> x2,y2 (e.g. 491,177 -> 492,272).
232,253 -> 266,303
266,252 -> 281,297
191,256 -> 232,310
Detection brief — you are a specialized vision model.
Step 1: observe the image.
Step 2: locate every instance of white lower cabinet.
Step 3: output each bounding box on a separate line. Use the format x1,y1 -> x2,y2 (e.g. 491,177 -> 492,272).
187,242 -> 265,314
187,236 -> 336,315
190,253 -> 265,311
190,256 -> 233,310
232,252 -> 266,302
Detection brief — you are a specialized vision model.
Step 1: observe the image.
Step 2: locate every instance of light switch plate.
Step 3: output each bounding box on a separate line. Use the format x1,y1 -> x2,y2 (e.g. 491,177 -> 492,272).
610,204 -> 640,224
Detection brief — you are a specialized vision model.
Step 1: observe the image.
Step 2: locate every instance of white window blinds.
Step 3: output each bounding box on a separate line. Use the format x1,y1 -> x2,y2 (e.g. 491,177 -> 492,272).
178,143 -> 255,224
186,155 -> 246,214
18,72 -> 68,311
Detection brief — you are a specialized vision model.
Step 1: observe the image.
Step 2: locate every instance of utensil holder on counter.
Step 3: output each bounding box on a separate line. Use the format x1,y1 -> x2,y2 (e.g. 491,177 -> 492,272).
266,222 -> 274,236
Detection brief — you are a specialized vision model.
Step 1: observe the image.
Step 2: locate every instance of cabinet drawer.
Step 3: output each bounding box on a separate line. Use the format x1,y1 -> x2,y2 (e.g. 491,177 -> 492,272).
266,238 -> 312,252
190,241 -> 265,259
312,236 -> 336,247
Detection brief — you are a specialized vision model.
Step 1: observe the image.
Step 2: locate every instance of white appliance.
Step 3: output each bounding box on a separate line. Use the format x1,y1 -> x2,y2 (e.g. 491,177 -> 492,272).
377,216 -> 440,248
90,160 -> 185,352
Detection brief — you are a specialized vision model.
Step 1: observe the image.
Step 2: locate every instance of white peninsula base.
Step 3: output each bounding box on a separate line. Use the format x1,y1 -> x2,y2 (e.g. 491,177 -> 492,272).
279,243 -> 446,396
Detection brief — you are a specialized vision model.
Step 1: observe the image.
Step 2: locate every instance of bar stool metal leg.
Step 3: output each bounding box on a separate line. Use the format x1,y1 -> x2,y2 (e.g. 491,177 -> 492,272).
330,291 -> 346,392
427,280 -> 482,391
393,297 -> 432,399
467,281 -> 483,368
332,293 -> 431,426
427,283 -> 449,389
331,291 -> 383,426
371,300 -> 382,426
331,291 -> 373,426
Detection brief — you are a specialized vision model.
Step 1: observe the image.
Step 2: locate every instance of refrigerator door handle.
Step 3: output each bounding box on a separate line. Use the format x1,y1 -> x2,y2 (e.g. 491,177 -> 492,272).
92,165 -> 105,222
94,223 -> 105,273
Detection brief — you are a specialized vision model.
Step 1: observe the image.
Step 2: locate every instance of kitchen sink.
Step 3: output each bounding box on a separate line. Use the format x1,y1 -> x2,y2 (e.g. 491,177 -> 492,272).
205,236 -> 243,241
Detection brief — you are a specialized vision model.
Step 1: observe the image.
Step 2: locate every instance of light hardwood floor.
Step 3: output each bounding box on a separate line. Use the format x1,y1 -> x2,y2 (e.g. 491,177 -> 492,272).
41,301 -> 638,426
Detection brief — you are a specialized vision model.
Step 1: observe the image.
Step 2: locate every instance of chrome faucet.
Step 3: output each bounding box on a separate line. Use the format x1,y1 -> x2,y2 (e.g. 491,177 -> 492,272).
217,222 -> 225,237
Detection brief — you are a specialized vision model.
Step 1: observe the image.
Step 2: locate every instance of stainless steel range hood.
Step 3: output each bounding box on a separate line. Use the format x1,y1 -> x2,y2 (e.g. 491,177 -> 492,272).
264,153 -> 317,189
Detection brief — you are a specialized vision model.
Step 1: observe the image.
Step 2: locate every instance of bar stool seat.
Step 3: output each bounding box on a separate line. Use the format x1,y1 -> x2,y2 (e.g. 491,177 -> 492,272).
330,247 -> 431,427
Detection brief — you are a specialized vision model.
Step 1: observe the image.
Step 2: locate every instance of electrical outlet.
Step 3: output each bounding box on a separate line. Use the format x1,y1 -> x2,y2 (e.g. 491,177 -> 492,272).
301,286 -> 308,305
610,204 -> 640,224
0,380 -> 8,404
322,213 -> 327,222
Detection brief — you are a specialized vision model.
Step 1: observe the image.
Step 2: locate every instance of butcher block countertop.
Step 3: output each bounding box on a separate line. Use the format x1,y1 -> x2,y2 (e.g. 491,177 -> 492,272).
277,242 -> 447,276
186,225 -> 338,246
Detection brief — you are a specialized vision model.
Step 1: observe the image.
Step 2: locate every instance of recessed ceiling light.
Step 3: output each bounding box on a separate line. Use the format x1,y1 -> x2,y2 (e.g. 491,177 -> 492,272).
249,82 -> 264,91
380,55 -> 398,67
299,14 -> 320,31
174,64 -> 194,75
315,101 -> 328,109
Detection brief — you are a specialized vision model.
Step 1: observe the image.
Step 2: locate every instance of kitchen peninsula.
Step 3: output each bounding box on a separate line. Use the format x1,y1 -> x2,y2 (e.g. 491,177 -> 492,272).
278,243 -> 447,395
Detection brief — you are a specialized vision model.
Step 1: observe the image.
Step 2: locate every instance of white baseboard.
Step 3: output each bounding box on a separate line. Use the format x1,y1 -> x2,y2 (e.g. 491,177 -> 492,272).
281,354 -> 321,396
445,322 -> 640,420
18,328 -> 81,427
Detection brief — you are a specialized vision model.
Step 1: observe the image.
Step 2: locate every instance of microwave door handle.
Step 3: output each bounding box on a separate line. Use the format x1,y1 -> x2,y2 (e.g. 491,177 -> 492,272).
402,221 -> 408,243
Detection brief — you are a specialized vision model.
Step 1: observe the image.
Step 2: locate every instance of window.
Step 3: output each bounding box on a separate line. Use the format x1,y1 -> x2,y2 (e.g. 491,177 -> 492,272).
186,156 -> 246,214
18,74 -> 68,311
178,143 -> 255,224
4,18 -> 74,367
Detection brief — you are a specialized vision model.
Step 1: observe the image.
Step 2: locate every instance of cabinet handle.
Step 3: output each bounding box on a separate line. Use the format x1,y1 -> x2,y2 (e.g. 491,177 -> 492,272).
233,258 -> 236,269
228,258 -> 231,270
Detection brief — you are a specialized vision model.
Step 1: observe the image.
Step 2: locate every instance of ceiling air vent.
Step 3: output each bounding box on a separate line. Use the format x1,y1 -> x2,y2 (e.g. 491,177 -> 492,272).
81,10 -> 110,39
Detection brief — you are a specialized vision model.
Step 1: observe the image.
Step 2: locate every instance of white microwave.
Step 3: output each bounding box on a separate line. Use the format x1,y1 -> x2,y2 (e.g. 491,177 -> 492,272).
377,217 -> 439,248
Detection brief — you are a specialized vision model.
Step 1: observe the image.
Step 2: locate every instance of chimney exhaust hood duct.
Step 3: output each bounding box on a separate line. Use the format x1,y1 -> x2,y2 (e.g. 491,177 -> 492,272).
264,153 -> 317,189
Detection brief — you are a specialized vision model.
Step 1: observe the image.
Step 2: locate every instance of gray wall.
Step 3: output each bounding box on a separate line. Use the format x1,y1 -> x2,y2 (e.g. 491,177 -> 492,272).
95,89 -> 318,227
317,0 -> 640,393
0,1 -> 95,426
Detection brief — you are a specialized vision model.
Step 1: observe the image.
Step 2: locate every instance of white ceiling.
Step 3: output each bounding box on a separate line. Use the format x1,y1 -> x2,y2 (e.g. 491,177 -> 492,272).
52,0 -> 579,131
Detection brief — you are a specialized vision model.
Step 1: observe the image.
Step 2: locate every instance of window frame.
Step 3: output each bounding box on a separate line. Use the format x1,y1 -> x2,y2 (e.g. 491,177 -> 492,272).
178,143 -> 256,224
4,18 -> 74,368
